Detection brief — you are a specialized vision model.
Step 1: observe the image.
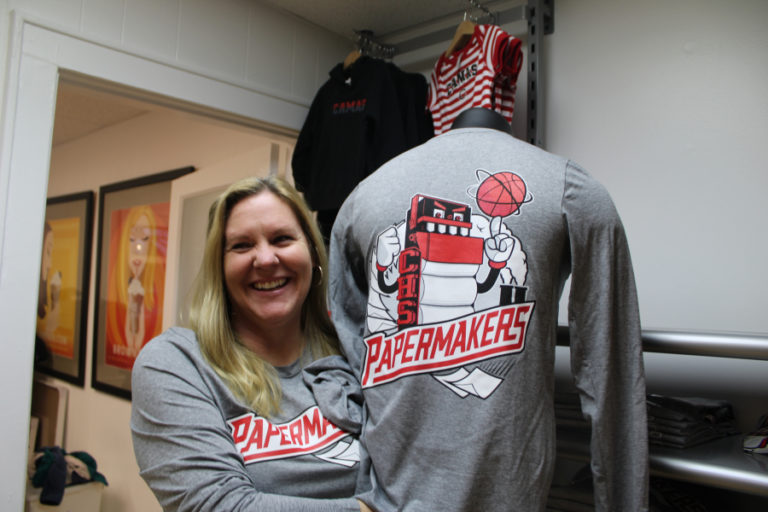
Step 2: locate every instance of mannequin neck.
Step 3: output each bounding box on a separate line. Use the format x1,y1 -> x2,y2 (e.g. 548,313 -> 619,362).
451,108 -> 512,134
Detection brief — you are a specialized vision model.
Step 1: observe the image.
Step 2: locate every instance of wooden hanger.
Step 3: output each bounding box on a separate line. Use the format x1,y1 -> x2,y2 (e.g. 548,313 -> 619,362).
343,49 -> 361,69
444,19 -> 476,57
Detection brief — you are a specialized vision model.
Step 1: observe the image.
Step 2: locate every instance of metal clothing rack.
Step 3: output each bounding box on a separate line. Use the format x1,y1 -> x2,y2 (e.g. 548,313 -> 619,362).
463,0 -> 498,25
526,0 -> 554,147
368,0 -> 555,148
353,30 -> 396,61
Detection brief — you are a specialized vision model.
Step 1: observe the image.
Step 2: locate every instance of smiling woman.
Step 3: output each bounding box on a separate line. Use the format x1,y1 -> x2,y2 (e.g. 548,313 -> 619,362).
223,191 -> 314,364
130,177 -> 366,511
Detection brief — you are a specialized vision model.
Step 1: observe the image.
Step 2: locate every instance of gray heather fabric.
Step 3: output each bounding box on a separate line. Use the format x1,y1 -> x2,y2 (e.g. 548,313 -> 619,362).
131,327 -> 360,511
327,127 -> 648,512
304,355 -> 365,435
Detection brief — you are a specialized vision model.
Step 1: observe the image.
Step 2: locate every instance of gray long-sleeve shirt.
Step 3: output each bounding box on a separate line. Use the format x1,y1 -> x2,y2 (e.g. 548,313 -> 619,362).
326,127 -> 648,511
131,327 -> 360,511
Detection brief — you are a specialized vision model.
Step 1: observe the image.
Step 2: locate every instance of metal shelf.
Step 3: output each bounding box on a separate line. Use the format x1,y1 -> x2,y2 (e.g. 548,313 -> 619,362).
557,427 -> 768,497
556,328 -> 768,497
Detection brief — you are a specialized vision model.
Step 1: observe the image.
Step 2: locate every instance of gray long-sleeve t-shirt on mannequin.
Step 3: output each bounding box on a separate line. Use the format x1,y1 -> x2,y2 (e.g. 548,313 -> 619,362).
324,127 -> 648,512
131,327 -> 360,512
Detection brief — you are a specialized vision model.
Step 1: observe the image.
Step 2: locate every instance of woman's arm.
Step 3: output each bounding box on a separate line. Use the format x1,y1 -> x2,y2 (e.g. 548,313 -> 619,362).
131,336 -> 360,512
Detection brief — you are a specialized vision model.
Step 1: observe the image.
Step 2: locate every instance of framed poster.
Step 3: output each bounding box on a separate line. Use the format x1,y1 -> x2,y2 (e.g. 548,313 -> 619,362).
92,166 -> 194,399
35,191 -> 94,386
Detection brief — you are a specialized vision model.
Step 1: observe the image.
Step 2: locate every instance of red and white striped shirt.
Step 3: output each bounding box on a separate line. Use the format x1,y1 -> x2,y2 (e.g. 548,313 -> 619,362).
428,24 -> 523,135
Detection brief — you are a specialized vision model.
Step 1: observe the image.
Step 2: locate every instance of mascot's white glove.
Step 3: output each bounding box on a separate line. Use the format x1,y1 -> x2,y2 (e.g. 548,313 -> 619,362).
484,216 -> 514,268
376,226 -> 401,270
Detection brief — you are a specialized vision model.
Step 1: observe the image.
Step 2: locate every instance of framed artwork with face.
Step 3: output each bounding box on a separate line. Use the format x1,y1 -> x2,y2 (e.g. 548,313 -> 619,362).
92,166 -> 193,399
34,191 -> 94,386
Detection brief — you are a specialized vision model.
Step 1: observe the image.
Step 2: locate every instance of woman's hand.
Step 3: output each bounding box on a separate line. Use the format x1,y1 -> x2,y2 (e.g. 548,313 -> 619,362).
357,499 -> 375,512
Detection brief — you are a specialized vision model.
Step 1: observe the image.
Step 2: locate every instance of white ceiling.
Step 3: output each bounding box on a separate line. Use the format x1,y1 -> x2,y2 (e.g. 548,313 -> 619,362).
52,82 -> 151,146
259,0 -> 473,40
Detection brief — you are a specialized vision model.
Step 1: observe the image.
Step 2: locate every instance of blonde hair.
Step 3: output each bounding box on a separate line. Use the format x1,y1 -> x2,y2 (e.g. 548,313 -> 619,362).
187,176 -> 339,417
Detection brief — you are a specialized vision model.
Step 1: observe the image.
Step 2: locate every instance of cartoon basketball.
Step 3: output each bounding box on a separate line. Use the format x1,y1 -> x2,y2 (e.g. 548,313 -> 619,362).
476,171 -> 527,217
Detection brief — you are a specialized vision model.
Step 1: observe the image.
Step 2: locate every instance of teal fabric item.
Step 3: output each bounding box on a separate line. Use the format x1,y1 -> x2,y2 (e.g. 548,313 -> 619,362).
32,446 -> 108,505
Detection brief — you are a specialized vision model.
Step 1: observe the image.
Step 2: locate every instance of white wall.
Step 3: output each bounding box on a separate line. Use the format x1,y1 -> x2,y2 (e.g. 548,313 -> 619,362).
544,0 -> 768,446
2,0 -> 346,107
545,0 -> 768,334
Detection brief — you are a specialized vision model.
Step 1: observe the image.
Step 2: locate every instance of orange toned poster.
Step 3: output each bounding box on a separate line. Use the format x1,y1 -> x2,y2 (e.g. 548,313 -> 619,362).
104,202 -> 169,369
36,217 -> 80,358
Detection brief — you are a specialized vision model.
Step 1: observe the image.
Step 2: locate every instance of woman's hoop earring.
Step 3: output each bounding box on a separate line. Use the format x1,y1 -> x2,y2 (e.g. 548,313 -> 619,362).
313,265 -> 324,286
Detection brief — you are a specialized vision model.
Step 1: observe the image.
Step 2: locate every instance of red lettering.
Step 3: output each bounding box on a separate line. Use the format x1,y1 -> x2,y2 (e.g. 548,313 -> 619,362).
430,323 -> 454,358
278,425 -> 291,445
398,300 -> 418,326
392,332 -> 405,362
397,248 -> 421,328
398,273 -> 419,300
361,305 -> 532,388
399,247 -> 420,273
302,407 -> 326,440
243,418 -> 264,454
514,304 -> 532,347
264,422 -> 281,445
495,308 -> 515,344
481,310 -> 499,346
289,419 -> 303,446
376,336 -> 395,372
448,320 -> 467,356
468,313 -> 484,349
415,327 -> 434,361
402,330 -> 418,363
230,416 -> 251,445
363,335 -> 383,385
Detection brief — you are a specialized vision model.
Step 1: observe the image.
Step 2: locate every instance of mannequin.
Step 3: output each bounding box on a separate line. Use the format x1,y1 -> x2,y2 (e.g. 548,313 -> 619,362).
315,108 -> 648,511
451,107 -> 512,134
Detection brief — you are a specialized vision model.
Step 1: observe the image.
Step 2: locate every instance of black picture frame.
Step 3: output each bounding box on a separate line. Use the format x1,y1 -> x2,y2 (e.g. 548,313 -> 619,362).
34,191 -> 95,386
92,166 -> 194,399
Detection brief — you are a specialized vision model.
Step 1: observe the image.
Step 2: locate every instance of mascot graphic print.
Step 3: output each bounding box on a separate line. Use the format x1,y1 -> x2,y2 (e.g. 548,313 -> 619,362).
363,169 -> 534,398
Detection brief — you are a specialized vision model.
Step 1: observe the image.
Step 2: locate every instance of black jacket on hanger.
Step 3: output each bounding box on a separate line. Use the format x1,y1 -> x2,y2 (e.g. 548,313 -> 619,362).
292,56 -> 432,213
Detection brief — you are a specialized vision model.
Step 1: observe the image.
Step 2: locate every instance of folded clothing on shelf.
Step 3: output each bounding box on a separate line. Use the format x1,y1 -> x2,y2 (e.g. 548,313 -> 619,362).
555,392 -> 740,449
646,394 -> 739,449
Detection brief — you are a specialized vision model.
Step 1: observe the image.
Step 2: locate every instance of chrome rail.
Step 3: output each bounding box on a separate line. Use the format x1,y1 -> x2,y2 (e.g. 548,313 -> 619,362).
556,326 -> 768,361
